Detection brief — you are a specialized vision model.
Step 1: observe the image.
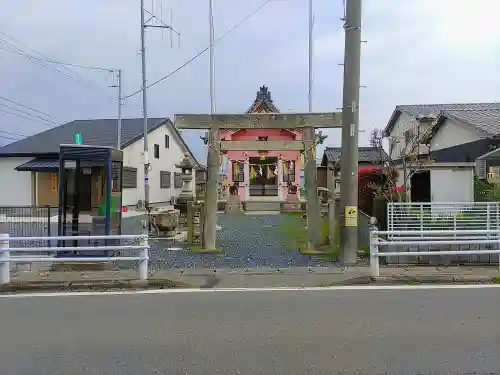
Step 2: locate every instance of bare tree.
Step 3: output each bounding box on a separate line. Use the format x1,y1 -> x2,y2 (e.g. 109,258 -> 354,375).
370,116 -> 434,201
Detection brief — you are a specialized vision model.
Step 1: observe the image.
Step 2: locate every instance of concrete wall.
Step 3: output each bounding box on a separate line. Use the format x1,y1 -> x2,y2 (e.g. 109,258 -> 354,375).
0,157 -> 32,206
122,124 -> 195,206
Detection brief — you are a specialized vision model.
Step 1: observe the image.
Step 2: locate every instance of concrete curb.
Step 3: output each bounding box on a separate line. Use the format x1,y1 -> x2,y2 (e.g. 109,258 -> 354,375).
0,278 -> 192,293
2,274 -> 499,293
372,275 -> 500,284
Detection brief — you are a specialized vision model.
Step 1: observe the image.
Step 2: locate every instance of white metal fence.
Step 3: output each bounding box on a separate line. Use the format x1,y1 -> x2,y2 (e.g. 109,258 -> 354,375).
0,233 -> 150,284
369,228 -> 500,276
387,202 -> 500,235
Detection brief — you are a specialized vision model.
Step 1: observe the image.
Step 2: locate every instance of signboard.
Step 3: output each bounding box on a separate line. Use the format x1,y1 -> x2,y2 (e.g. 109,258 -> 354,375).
74,132 -> 82,145
345,206 -> 358,227
51,173 -> 58,192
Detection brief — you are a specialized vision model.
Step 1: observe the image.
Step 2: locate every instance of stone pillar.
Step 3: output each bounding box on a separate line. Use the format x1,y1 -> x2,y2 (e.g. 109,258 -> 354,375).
277,157 -> 284,200
203,124 -> 219,250
244,159 -> 250,200
304,126 -> 321,250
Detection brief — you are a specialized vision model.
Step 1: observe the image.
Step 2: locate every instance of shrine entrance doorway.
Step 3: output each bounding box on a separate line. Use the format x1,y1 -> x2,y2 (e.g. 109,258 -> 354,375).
248,157 -> 279,197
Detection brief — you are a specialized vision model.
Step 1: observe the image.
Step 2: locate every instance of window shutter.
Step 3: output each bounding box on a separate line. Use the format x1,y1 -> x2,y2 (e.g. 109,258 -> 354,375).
160,171 -> 171,188
174,172 -> 183,188
476,159 -> 486,179
123,167 -> 138,188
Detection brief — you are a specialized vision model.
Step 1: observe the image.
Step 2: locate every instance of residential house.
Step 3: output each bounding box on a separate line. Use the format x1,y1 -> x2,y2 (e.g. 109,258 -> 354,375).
318,146 -> 388,196
383,103 -> 500,202
0,117 -> 203,208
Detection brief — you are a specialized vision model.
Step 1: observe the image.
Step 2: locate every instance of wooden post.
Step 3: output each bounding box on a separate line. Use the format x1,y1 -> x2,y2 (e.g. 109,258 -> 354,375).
199,201 -> 205,246
203,124 -> 219,250
186,201 -> 193,244
328,198 -> 336,246
304,126 -> 321,249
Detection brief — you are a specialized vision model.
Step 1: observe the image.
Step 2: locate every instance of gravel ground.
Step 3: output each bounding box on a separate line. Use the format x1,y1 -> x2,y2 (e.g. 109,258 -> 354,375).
122,213 -> 339,270
1,212 -> 339,271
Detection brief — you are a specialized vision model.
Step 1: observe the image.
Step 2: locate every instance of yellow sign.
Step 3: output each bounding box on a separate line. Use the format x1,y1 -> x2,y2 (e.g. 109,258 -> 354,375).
345,206 -> 357,227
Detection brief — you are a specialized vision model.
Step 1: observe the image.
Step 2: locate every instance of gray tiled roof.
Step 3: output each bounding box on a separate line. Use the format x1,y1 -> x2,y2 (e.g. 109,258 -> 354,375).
384,102 -> 500,136
322,146 -> 387,166
15,158 -> 103,172
0,117 -> 169,156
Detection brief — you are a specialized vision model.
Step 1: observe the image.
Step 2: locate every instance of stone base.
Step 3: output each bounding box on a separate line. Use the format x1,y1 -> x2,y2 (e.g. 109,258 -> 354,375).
51,262 -> 112,272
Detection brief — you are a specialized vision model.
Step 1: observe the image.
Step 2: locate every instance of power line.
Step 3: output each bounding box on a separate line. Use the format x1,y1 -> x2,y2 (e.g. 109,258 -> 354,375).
0,31 -> 144,113
0,102 -> 58,126
0,129 -> 28,138
0,107 -> 55,127
0,96 -> 60,121
124,0 -> 272,99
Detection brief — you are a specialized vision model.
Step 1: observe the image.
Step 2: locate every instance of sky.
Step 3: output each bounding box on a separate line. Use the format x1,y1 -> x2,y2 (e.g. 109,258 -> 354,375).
0,0 -> 499,162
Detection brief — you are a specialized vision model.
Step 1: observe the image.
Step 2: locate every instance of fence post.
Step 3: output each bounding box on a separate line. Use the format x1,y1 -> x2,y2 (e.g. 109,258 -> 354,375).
46,205 -> 52,248
328,198 -> 335,246
369,224 -> 379,277
139,236 -> 149,281
186,201 -> 194,244
419,203 -> 424,238
0,233 -> 10,284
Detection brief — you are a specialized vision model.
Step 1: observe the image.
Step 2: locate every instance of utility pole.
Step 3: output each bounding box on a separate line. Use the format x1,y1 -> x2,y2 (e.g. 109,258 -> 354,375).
203,0 -> 219,250
140,0 -> 150,217
117,69 -> 123,150
308,0 -> 313,112
339,0 -> 362,265
139,0 -> 179,220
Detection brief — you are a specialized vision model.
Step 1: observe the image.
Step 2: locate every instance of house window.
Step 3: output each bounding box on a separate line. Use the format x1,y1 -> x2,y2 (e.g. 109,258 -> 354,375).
122,167 -> 138,189
154,144 -> 160,159
165,135 -> 170,149
174,172 -> 183,188
232,162 -> 245,182
160,171 -> 171,188
282,161 -> 296,183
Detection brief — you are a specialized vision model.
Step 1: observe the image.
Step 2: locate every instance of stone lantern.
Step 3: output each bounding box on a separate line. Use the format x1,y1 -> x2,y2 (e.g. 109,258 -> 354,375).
175,153 -> 195,205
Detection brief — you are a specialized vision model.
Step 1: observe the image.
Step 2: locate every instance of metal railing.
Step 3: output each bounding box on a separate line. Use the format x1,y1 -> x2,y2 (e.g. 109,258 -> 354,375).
0,234 -> 150,284
0,205 -> 52,248
387,202 -> 500,236
369,228 -> 500,276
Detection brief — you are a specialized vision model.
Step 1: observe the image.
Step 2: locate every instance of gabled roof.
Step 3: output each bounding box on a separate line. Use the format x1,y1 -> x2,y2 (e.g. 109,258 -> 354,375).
321,146 -> 388,166
246,85 -> 280,113
383,102 -> 500,136
0,117 -> 203,167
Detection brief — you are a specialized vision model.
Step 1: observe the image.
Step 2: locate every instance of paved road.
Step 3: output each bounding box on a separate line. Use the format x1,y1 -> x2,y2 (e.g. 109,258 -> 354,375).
1,287 -> 499,374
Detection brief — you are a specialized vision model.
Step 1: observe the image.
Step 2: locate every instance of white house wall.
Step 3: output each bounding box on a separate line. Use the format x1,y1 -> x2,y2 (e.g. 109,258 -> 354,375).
0,157 -> 32,206
429,118 -> 484,151
122,124 -> 195,206
430,167 -> 474,203
389,112 -> 431,159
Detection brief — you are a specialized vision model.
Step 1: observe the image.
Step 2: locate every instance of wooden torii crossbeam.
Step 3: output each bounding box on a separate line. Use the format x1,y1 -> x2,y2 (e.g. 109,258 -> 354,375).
174,112 -> 342,251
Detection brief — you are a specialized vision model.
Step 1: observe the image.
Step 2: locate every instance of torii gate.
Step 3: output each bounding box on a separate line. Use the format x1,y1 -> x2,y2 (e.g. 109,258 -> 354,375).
174,112 -> 341,251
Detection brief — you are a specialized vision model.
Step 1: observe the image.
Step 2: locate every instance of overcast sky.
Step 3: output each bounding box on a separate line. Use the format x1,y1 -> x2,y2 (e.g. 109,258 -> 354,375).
0,0 -> 499,158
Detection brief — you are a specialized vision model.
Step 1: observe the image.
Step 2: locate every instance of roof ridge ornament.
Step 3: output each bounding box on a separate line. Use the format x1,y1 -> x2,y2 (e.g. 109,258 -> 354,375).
256,85 -> 272,103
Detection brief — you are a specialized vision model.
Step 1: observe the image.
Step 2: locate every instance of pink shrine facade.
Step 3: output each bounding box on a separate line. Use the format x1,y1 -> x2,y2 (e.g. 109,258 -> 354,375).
221,86 -> 302,201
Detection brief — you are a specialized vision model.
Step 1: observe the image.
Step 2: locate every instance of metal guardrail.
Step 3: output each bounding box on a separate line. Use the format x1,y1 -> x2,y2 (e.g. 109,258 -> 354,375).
369,228 -> 500,276
0,234 -> 150,284
387,202 -> 500,235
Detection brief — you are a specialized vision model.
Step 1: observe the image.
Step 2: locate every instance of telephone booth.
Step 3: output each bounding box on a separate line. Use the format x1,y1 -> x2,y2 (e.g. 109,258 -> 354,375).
57,144 -> 123,256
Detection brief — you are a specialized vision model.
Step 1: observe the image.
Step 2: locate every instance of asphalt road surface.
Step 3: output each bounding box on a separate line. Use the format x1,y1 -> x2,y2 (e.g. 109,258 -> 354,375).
1,286 -> 499,374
